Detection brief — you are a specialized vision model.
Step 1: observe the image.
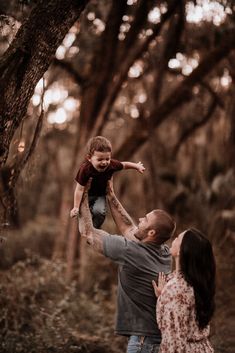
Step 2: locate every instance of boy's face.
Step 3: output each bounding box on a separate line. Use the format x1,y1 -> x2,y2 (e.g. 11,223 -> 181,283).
88,151 -> 111,172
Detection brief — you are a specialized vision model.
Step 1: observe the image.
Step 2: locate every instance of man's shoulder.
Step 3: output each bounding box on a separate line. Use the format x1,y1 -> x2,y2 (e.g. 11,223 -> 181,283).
103,234 -> 127,249
103,235 -> 128,263
139,242 -> 170,253
160,244 -> 171,255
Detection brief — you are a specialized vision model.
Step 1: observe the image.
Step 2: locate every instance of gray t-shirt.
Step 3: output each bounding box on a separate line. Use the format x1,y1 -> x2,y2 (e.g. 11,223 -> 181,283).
103,235 -> 171,338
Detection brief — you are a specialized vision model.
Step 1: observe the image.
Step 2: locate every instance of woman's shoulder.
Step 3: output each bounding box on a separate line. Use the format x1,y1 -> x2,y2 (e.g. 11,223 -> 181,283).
162,272 -> 193,302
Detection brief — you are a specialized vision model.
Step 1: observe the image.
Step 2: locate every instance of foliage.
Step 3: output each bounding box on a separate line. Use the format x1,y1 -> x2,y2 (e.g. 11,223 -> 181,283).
0,253 -> 125,353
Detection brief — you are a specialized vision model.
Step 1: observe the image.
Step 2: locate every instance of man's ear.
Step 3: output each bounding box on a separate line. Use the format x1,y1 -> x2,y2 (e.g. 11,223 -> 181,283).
87,153 -> 91,161
147,229 -> 156,240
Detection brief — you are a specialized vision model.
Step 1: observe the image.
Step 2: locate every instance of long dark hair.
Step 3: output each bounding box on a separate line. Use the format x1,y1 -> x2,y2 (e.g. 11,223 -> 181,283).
180,228 -> 216,330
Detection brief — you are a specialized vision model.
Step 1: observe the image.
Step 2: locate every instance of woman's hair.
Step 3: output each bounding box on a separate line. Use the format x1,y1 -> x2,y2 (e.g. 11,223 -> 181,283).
87,136 -> 112,156
180,228 -> 216,330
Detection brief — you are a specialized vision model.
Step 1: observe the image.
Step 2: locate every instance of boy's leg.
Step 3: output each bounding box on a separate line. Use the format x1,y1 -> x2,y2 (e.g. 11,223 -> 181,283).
88,196 -> 106,229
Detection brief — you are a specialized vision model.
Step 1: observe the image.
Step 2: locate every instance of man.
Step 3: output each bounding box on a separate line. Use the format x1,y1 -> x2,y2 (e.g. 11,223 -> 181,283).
79,180 -> 176,353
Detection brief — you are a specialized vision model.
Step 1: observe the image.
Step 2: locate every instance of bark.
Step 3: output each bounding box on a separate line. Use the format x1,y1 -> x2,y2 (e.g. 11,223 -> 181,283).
0,107 -> 44,227
227,56 -> 235,170
0,165 -> 19,228
227,86 -> 235,170
0,0 -> 89,166
12,108 -> 44,187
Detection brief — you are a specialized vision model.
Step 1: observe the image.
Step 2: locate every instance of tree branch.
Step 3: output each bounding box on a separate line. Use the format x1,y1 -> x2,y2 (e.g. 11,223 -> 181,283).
151,0 -> 185,109
119,0 -> 154,60
200,81 -> 224,109
89,0 -> 179,138
115,28 -> 235,160
79,0 -> 127,136
52,57 -> 86,86
173,97 -> 217,155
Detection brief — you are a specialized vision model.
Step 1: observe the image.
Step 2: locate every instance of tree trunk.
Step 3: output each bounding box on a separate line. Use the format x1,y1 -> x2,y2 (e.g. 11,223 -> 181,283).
0,0 -> 89,166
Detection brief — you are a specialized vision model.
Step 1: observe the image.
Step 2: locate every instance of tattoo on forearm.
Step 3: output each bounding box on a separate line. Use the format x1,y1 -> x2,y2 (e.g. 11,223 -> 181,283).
110,196 -> 133,226
79,196 -> 108,254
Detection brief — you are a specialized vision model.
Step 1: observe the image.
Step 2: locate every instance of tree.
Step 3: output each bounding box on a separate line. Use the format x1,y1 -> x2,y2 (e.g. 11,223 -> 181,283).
0,0 -> 89,227
0,0 -> 89,167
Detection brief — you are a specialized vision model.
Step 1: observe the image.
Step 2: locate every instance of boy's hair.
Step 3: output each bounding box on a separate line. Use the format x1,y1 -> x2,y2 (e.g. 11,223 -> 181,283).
87,136 -> 112,156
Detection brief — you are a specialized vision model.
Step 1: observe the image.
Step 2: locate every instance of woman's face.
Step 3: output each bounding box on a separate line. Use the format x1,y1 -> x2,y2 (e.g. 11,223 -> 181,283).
170,231 -> 186,257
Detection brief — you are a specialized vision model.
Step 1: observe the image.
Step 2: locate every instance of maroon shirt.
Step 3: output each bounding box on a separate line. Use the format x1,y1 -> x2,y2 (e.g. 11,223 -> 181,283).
75,159 -> 123,196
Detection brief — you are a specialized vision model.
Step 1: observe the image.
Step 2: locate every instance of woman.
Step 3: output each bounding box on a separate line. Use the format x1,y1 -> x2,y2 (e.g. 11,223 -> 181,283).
152,228 -> 216,353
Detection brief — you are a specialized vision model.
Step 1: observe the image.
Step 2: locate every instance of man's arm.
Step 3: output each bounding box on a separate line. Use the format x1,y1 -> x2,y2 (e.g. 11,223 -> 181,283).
107,179 -> 138,241
79,185 -> 110,254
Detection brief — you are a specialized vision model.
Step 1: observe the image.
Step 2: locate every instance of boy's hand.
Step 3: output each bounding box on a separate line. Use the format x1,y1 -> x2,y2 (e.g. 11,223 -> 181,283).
70,207 -> 79,218
136,161 -> 145,174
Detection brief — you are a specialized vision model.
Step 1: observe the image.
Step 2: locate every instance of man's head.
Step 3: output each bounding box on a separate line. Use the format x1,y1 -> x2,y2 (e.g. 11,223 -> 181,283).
87,136 -> 112,172
135,209 -> 176,245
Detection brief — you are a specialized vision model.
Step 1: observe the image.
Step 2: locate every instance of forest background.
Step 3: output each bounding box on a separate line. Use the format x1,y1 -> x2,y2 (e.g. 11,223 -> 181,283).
0,0 -> 234,352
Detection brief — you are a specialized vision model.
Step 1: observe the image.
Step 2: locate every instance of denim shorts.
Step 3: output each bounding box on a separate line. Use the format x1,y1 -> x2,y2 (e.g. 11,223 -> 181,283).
126,335 -> 160,353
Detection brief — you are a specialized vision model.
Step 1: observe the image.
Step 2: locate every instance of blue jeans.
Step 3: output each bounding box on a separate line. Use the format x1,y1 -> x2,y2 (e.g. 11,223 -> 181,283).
89,195 -> 106,228
126,335 -> 160,353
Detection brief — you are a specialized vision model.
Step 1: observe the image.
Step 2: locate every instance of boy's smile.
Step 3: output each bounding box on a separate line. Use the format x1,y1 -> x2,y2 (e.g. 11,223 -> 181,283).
88,151 -> 111,172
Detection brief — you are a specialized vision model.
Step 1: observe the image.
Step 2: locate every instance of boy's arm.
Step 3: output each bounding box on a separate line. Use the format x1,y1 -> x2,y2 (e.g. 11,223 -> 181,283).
122,161 -> 145,174
79,184 -> 110,254
107,179 -> 139,241
70,182 -> 84,217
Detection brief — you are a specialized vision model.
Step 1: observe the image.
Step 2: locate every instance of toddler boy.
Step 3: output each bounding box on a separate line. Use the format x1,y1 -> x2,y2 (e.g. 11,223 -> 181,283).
70,136 -> 145,228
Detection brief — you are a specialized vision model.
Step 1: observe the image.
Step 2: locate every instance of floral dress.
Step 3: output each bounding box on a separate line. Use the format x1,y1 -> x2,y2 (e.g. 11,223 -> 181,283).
156,272 -> 214,353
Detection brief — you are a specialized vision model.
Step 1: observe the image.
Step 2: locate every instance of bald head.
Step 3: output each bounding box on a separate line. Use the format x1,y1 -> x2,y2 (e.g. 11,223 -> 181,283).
149,209 -> 176,245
